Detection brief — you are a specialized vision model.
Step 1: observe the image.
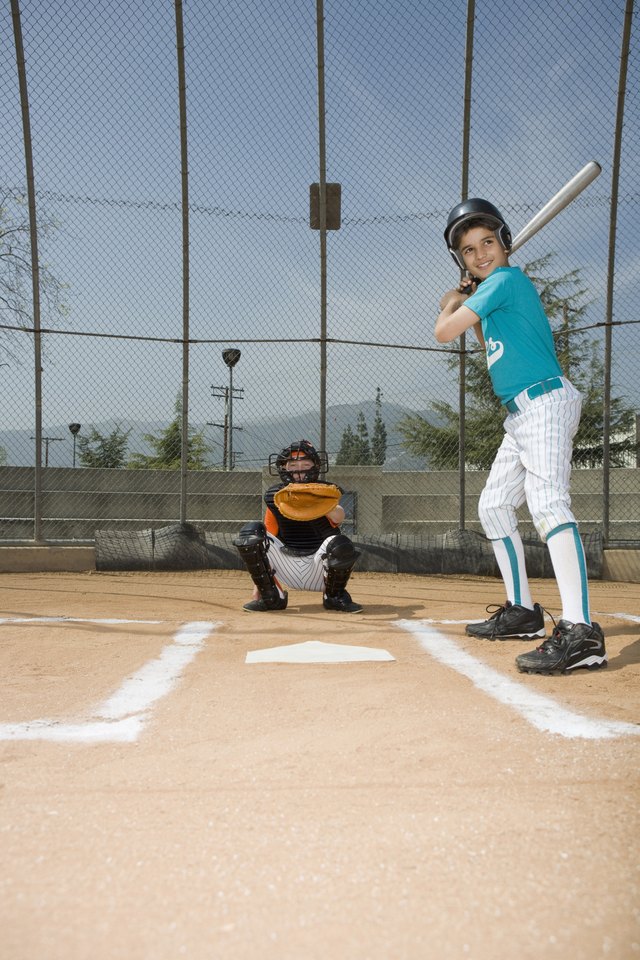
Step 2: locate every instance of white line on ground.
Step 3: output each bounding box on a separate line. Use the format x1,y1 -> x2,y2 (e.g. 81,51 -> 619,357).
0,717 -> 144,743
0,619 -> 219,743
426,613 -> 640,627
96,621 -> 218,720
397,619 -> 640,740
599,611 -> 640,624
0,617 -> 162,625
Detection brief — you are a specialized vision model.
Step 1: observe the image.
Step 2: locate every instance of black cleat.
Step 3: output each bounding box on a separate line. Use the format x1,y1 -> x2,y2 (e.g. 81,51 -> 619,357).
516,620 -> 607,674
323,590 -> 363,613
466,601 -> 545,640
243,591 -> 288,612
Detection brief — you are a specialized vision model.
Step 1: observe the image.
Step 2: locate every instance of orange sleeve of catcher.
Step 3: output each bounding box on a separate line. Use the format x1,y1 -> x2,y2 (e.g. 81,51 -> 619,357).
264,506 -> 279,536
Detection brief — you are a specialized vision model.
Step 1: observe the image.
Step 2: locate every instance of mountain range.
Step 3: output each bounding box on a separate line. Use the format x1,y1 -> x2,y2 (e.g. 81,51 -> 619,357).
0,400 -> 440,471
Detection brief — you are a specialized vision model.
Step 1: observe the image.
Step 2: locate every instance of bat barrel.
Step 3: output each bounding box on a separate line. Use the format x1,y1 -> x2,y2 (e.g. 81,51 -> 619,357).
510,161 -> 602,254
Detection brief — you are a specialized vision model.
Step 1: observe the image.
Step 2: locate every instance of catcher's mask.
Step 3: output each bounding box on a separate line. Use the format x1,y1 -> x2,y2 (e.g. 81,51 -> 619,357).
444,198 -> 512,269
269,440 -> 329,484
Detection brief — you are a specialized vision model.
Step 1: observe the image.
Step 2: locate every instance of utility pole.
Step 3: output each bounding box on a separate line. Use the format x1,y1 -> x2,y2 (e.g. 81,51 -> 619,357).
31,435 -> 63,467
209,386 -> 244,470
209,350 -> 244,470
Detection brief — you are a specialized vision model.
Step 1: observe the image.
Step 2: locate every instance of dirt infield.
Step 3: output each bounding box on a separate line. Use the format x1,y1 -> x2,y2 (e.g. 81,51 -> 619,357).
1,569 -> 639,960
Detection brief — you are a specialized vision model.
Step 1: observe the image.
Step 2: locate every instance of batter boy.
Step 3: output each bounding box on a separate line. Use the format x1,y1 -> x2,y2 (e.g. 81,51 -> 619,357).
435,198 -> 606,675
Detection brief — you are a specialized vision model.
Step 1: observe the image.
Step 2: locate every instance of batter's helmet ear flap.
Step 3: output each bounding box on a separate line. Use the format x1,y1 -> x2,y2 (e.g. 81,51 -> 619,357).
496,221 -> 512,252
444,198 -> 512,267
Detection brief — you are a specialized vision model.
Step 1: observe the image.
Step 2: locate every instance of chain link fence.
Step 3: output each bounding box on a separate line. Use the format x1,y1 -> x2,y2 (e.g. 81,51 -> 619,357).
0,0 -> 638,550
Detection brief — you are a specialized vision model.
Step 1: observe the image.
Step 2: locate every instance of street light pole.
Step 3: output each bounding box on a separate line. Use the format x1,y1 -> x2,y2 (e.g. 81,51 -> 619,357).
228,362 -> 236,470
222,349 -> 242,471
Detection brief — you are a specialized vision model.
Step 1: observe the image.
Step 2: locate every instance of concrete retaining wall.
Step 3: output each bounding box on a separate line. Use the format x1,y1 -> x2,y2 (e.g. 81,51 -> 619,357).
0,536 -> 638,582
1,464 -> 638,544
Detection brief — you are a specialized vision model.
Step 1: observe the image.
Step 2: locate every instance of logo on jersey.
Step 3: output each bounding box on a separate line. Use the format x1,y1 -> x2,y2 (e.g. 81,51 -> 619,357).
486,337 -> 504,368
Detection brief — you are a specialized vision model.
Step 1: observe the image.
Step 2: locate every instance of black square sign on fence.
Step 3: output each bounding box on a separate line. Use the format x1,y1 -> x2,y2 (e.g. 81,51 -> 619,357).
309,182 -> 341,230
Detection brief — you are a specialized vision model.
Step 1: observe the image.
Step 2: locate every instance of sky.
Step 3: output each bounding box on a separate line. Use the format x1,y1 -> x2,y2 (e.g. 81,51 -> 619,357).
0,0 -> 638,465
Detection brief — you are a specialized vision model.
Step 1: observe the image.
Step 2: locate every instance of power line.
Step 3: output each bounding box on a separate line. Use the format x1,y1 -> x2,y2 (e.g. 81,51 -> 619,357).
1,319 -> 637,353
8,186 -> 636,227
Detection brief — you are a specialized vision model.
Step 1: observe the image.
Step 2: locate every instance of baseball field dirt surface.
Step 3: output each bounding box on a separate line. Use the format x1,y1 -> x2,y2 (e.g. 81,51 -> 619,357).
1,569 -> 638,960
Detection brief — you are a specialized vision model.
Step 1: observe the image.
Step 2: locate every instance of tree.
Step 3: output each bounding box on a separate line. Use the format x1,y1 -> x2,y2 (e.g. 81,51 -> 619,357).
336,391 -> 386,466
371,387 -> 388,466
570,340 -> 636,467
128,400 -> 212,470
77,424 -> 131,468
398,348 -> 503,469
0,191 -> 68,360
352,412 -> 372,465
335,423 -> 357,465
398,255 -> 636,469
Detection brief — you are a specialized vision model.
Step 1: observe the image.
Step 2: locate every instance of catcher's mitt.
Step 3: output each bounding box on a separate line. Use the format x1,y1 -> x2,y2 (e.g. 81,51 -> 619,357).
273,482 -> 342,521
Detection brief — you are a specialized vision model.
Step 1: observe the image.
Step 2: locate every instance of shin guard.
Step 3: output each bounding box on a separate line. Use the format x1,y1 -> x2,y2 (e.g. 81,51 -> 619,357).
323,534 -> 360,598
233,522 -> 281,604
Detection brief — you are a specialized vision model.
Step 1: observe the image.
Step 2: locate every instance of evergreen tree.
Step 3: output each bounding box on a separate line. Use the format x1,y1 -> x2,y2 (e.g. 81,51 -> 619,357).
128,399 -> 211,470
570,341 -> 635,467
371,387 -> 388,466
336,391 -> 388,466
336,423 -> 357,465
77,424 -> 131,468
353,411 -> 372,465
398,255 -> 635,469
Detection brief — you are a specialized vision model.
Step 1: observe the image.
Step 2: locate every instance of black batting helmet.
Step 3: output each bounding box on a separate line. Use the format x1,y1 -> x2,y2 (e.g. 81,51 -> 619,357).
444,198 -> 512,269
269,439 -> 328,483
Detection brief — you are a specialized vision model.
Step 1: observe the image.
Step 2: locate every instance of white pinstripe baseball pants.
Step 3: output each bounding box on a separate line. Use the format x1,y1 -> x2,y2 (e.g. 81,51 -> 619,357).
266,534 -> 337,592
478,377 -> 583,542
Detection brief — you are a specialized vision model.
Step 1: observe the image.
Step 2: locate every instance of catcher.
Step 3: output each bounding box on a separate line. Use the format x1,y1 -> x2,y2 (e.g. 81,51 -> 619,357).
233,439 -> 363,613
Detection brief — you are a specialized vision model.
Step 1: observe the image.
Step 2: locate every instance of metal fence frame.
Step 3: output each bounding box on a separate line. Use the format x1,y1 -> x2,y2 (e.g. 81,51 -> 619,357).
5,0 -> 638,547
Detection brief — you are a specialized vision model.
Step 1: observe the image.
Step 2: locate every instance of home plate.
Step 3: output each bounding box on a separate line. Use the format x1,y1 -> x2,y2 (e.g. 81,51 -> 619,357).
246,640 -> 395,664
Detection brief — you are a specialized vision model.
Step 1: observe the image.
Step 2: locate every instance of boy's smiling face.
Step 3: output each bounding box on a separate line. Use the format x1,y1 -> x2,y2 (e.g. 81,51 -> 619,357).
459,225 -> 509,279
285,455 -> 314,483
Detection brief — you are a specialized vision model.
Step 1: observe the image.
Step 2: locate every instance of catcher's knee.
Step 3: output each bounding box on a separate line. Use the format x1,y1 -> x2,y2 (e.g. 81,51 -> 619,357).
233,521 -> 272,568
234,521 -> 268,553
233,521 -> 280,599
323,535 -> 359,599
324,534 -> 359,572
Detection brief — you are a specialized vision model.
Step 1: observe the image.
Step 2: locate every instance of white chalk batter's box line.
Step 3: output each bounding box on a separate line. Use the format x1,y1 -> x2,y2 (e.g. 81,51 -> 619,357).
0,614 -> 638,743
396,615 -> 640,741
0,618 -> 220,744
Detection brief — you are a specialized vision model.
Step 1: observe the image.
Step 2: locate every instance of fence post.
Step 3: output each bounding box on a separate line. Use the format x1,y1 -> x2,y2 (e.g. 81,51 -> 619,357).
315,0 -> 328,454
458,0 -> 476,529
603,0 -> 634,545
11,0 -> 44,542
174,0 -> 190,523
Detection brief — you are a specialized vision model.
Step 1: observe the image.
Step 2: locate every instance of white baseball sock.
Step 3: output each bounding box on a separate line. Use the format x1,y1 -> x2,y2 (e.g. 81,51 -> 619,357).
491,533 -> 534,610
546,523 -> 591,625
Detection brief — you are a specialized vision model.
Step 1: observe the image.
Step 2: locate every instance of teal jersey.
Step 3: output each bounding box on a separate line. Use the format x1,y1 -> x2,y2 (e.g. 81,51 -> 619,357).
464,266 -> 562,404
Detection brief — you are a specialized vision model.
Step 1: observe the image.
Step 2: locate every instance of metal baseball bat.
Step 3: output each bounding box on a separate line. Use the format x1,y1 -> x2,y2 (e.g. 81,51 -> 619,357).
510,160 -> 602,254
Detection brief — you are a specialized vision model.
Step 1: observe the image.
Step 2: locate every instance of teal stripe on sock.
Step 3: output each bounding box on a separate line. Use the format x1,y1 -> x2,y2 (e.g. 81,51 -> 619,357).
501,536 -> 520,606
570,524 -> 590,624
546,522 -> 575,541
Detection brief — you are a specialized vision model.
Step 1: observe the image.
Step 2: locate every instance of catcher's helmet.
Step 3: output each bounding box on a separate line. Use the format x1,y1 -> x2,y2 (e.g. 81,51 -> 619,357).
444,198 -> 512,269
270,439 -> 328,483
